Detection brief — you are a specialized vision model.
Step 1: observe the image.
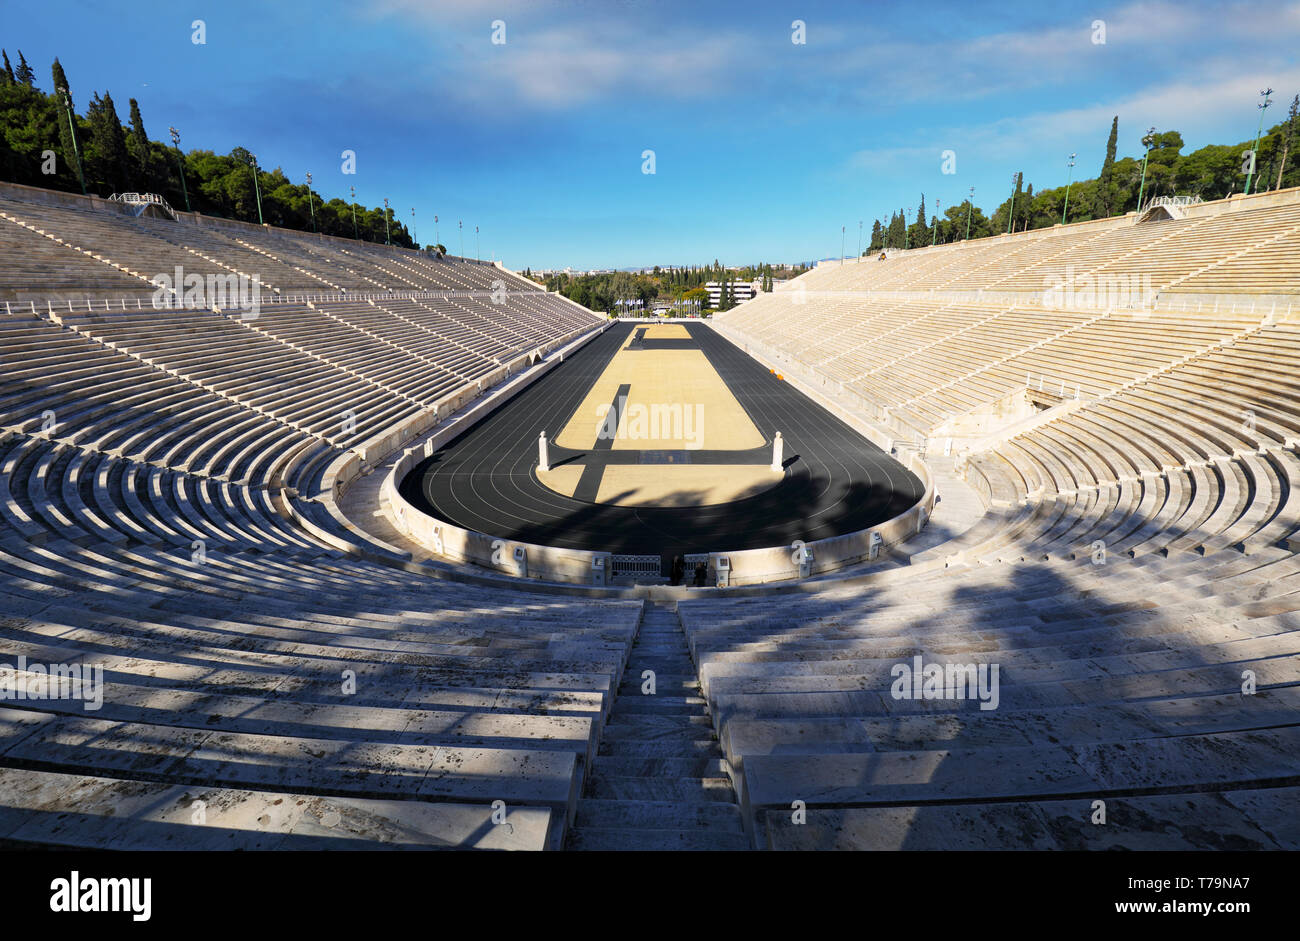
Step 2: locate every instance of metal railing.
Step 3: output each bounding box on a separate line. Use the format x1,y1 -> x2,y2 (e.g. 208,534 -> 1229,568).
610,554 -> 662,577
1141,194 -> 1204,214
1025,374 -> 1082,400
109,192 -> 179,220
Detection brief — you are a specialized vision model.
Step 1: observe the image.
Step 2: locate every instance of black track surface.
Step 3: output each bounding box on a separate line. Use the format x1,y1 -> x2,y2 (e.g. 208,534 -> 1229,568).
399,321 -> 924,561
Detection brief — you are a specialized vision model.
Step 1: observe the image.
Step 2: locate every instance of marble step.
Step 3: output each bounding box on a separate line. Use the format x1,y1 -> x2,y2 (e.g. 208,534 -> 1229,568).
589,756 -> 728,778
0,765 -> 558,850
617,674 -> 700,694
758,786 -> 1300,851
574,797 -> 746,832
614,696 -> 709,715
0,707 -> 583,819
599,715 -> 717,744
583,773 -> 736,803
598,739 -> 721,758
566,826 -> 750,851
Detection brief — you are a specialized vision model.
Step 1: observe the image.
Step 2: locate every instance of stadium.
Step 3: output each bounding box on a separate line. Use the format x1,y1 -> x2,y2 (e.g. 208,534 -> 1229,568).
1,1 -> 1298,876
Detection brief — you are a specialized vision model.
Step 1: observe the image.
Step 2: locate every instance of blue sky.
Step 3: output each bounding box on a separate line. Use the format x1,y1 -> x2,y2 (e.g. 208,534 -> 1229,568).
6,0 -> 1300,269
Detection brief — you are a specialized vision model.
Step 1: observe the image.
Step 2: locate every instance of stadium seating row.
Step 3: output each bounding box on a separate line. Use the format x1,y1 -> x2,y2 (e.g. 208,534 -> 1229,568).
0,189 -> 638,848
787,199 -> 1300,295
702,190 -> 1300,848
4,182 -> 1300,850
0,194 -> 539,301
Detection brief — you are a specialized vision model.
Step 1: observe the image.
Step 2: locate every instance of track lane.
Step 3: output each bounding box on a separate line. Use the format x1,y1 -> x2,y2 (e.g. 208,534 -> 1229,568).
399,321 -> 924,557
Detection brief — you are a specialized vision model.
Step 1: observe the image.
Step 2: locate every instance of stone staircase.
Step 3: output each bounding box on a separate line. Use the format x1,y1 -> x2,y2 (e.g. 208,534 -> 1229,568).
566,601 -> 749,850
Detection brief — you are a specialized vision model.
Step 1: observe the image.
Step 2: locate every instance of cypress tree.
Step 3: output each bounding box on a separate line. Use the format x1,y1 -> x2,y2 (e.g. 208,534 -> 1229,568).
1275,94 -> 1299,191
1095,115 -> 1119,218
14,50 -> 34,85
127,97 -> 150,180
86,91 -> 131,193
1,50 -> 14,84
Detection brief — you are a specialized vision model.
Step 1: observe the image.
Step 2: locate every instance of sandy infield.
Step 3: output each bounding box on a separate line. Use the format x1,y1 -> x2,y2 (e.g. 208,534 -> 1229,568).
554,332 -> 765,451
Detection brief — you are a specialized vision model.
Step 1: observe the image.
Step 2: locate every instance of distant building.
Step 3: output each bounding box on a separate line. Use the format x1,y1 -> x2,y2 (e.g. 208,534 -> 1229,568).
705,280 -> 758,308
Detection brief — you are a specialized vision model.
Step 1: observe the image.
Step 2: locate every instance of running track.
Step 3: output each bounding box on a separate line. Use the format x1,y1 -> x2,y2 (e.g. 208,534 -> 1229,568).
399,321 -> 924,561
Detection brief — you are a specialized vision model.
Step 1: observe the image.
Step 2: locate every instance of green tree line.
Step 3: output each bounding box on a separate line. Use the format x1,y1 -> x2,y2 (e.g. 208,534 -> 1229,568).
533,261 -> 809,314
0,50 -> 419,248
868,101 -> 1300,253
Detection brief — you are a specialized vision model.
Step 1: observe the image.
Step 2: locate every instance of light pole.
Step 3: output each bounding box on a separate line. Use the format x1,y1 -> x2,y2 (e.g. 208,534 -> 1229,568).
248,153 -> 263,225
305,171 -> 316,233
1136,127 -> 1157,212
349,185 -> 358,240
1245,88 -> 1274,196
411,208 -> 416,246
476,225 -> 479,262
383,197 -> 391,245
965,186 -> 974,241
458,219 -> 463,257
857,220 -> 862,258
58,86 -> 86,195
168,126 -> 190,211
1007,172 -> 1019,234
932,199 -> 940,246
434,215 -> 439,249
1061,153 -> 1076,224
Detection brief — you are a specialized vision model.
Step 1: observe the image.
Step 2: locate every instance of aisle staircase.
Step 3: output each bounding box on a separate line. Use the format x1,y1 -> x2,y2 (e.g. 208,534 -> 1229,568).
566,602 -> 749,850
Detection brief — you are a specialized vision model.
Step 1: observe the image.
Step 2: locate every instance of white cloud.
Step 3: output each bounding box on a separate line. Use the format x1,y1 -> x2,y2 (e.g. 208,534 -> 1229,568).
361,0 -> 751,108
843,55 -> 1300,187
486,25 -> 748,106
811,0 -> 1300,105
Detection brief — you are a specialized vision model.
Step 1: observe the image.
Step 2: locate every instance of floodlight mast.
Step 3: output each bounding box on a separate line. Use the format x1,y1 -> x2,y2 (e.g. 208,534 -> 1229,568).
169,126 -> 191,211
1007,172 -> 1018,235
1136,128 -> 1157,211
59,86 -> 87,196
1245,88 -> 1274,196
249,153 -> 263,225
306,171 -> 316,233
1061,153 -> 1076,224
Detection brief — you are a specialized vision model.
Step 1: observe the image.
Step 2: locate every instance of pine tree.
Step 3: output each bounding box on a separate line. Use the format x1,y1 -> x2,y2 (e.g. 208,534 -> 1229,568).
14,50 -> 34,85
1095,115 -> 1119,218
1,50 -> 14,84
